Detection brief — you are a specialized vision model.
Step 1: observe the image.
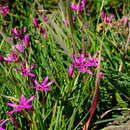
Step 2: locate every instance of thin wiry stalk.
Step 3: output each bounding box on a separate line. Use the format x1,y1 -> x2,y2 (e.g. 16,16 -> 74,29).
124,21 -> 130,57
83,40 -> 103,130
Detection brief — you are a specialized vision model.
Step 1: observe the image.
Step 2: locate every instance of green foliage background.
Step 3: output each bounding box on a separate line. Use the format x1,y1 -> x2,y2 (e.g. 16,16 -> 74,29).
0,0 -> 130,129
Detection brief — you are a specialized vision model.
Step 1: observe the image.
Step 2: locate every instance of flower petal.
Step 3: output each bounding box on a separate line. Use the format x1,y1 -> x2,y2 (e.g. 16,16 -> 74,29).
34,80 -> 40,86
7,103 -> 18,107
25,95 -> 35,104
24,105 -> 32,109
68,65 -> 74,78
29,64 -> 35,70
0,119 -> 8,127
8,108 -> 22,114
20,95 -> 26,104
42,76 -> 48,85
28,73 -> 36,77
29,86 -> 38,88
45,80 -> 54,87
84,68 -> 93,75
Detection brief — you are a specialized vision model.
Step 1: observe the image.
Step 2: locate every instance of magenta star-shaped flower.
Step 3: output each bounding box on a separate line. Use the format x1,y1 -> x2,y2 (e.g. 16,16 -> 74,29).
16,62 -> 36,77
85,53 -> 101,66
7,95 -> 35,114
29,76 -> 54,91
70,53 -> 93,75
68,52 -> 103,77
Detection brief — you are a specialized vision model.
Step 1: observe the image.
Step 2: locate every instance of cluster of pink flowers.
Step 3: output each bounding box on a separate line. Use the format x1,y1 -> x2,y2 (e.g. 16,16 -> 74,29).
65,0 -> 89,26
1,27 -> 31,63
29,76 -> 54,91
68,52 -> 103,78
33,17 -> 49,39
6,75 -> 54,116
11,27 -> 30,48
0,14 -> 54,129
12,43 -> 24,53
71,0 -> 87,13
0,6 -> 10,16
101,10 -> 115,23
101,10 -> 129,27
1,60 -> 54,127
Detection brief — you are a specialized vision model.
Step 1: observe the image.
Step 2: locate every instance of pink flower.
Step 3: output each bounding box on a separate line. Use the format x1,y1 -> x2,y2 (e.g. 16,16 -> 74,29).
40,27 -> 47,39
42,31 -> 47,39
71,53 -> 93,75
71,4 -> 78,11
77,65 -> 93,75
11,28 -> 20,36
11,27 -> 26,38
8,95 -> 35,114
16,62 -> 36,77
71,53 -> 86,66
71,0 -> 87,12
33,17 -> 48,39
23,35 -> 30,48
122,16 -> 129,26
68,65 -> 74,78
85,53 -> 101,66
11,27 -> 30,49
72,16 -> 76,24
0,6 -> 10,16
99,72 -> 104,79
43,16 -> 50,24
29,76 -> 54,91
69,52 -> 103,75
33,17 -> 39,28
101,10 -> 105,20
0,119 -> 8,130
101,10 -> 115,23
4,52 -> 18,62
12,43 -> 24,53
79,0 -> 86,11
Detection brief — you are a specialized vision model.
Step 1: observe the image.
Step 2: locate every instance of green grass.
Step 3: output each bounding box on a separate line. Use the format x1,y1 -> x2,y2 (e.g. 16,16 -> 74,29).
0,0 -> 130,129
